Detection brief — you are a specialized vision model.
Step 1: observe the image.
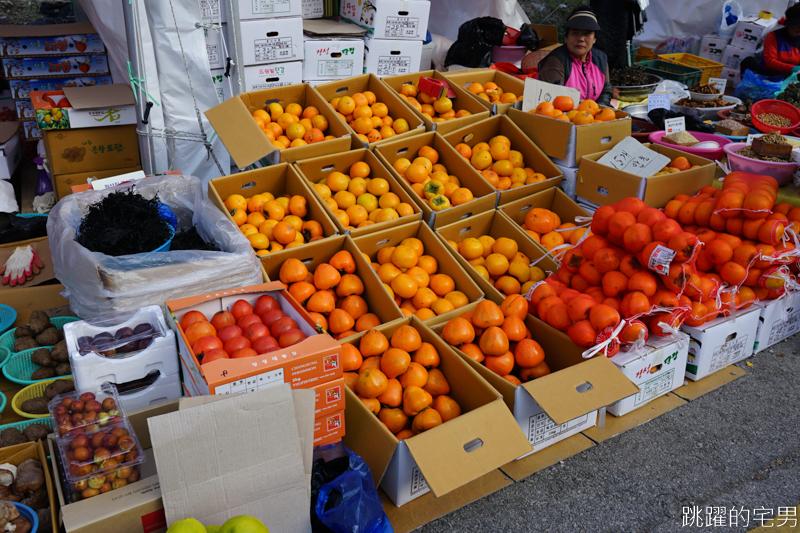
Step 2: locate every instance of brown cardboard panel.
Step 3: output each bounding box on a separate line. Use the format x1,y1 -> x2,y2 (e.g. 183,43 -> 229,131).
52,165 -> 142,200
0,441 -> 58,532
0,236 -> 56,293
44,124 -> 140,176
442,69 -> 526,115
293,148 -> 422,237
582,393 -> 687,442
441,115 -> 563,206
2,283 -> 71,326
671,365 -> 747,401
529,24 -> 560,48
0,121 -> 18,144
0,22 -> 95,37
62,84 -> 135,108
500,433 -> 595,482
380,469 -> 512,533
314,74 -> 426,146
382,70 -> 491,135
205,83 -> 351,168
373,130 -> 498,228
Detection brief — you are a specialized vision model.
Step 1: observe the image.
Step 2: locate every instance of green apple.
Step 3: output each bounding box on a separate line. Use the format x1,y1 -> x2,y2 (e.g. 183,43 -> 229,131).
206,527 -> 221,533
219,516 -> 269,533
166,518 -> 206,533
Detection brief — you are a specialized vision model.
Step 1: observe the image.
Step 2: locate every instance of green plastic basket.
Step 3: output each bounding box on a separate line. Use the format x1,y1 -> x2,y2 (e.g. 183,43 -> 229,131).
0,316 -> 79,367
2,346 -> 70,385
0,417 -> 51,436
0,392 -> 7,416
637,59 -> 703,87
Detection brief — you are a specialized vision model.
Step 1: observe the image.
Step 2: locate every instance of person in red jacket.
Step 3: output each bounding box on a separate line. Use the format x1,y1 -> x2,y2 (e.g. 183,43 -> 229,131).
741,5 -> 800,77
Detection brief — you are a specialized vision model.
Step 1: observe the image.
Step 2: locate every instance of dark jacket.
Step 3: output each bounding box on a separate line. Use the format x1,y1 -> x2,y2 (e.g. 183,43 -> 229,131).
538,45 -> 613,105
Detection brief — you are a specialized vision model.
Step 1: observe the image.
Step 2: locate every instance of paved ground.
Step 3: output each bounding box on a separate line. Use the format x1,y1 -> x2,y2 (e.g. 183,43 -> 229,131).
419,337 -> 800,533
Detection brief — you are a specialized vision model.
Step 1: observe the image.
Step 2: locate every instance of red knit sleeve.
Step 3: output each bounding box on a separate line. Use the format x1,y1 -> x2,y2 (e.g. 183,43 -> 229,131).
762,31 -> 796,75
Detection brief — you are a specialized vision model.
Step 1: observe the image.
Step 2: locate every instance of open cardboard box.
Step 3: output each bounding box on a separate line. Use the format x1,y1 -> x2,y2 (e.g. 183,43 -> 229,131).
261,234 -> 404,334
204,83 -> 351,169
442,115 -> 563,206
682,306 -> 760,381
313,73 -> 426,147
575,143 -> 716,208
753,292 -> 800,354
44,124 -> 140,176
293,148 -> 422,237
373,131 -> 497,228
0,441 -> 58,533
442,69 -> 526,114
352,221 -> 484,322
31,84 -> 136,131
166,282 -> 343,396
208,162 -> 339,270
381,70 -> 491,135
427,301 -> 637,454
508,106 -> 631,168
341,316 -> 532,506
435,210 -> 560,304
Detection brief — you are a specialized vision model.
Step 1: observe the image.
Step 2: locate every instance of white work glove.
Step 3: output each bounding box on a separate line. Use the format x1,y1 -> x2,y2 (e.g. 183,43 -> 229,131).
1,246 -> 44,286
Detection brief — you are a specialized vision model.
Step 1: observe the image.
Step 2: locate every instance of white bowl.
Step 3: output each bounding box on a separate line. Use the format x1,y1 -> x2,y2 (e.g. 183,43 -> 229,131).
690,91 -> 723,102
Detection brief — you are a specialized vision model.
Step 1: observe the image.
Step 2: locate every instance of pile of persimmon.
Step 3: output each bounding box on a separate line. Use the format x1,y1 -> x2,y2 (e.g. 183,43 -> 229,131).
439,297 -> 550,384
343,325 -> 462,439
452,134 -> 547,191
179,295 -> 307,365
307,160 -> 415,230
390,146 -> 476,211
279,252 -> 379,340
252,102 -> 335,150
466,81 -> 521,104
444,233 -> 546,297
329,91 -> 409,143
529,97 -> 617,125
223,192 -> 324,257
651,156 -> 701,176
397,82 -> 473,123
366,236 -> 470,319
520,206 -> 587,254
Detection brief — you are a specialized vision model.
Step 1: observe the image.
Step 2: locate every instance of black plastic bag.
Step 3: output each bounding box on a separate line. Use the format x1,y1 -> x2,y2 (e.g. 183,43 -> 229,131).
0,214 -> 48,246
516,24 -> 541,51
445,17 -> 507,68
647,108 -> 715,134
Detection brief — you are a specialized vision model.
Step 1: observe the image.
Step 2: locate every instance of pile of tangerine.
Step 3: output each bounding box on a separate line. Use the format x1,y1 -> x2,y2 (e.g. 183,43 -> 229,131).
251,102 -> 335,151
329,91 -> 411,143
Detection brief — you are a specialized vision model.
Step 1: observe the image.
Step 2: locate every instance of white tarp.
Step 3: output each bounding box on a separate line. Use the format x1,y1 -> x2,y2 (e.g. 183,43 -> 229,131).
428,0 -> 530,42
634,0 -> 790,49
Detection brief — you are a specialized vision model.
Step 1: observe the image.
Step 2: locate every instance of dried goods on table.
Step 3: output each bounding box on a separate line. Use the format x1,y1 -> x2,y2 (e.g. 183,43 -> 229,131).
777,82 -> 800,108
689,82 -> 721,94
675,96 -> 728,108
756,113 -> 792,128
715,119 -> 750,137
662,131 -> 699,147
610,66 -> 648,86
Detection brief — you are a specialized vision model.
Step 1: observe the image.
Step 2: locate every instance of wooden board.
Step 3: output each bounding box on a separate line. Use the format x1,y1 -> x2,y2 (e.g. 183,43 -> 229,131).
499,433 -> 595,482
672,365 -> 747,401
582,393 -> 687,443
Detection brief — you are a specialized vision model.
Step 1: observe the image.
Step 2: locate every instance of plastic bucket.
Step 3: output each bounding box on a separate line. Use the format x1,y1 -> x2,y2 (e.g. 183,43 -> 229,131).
12,502 -> 38,532
151,225 -> 175,253
492,45 -> 527,65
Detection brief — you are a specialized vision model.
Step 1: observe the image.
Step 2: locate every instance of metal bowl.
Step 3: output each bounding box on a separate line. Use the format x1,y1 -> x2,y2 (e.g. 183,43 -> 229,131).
613,74 -> 663,101
621,104 -> 651,121
690,90 -> 724,102
671,96 -> 743,121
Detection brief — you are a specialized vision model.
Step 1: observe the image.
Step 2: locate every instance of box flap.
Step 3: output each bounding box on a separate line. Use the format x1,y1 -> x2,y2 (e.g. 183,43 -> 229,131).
522,78 -> 580,113
304,18 -> 367,36
404,398 -> 532,497
148,384 -> 312,532
522,356 -> 639,425
597,136 -> 671,178
205,96 -> 270,168
62,83 -> 135,109
0,22 -> 95,38
0,121 -> 18,144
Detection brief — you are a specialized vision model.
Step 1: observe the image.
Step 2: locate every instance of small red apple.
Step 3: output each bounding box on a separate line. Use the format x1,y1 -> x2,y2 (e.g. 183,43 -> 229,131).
127,470 -> 140,483
93,447 -> 111,465
71,400 -> 85,413
101,398 -> 116,411
110,427 -> 127,438
85,400 -> 102,413
101,433 -> 118,449
61,397 -> 73,409
71,434 -> 90,449
72,413 -> 84,424
79,392 -> 96,403
83,412 -> 97,424
54,405 -> 67,417
73,447 -> 91,461
117,436 -> 135,453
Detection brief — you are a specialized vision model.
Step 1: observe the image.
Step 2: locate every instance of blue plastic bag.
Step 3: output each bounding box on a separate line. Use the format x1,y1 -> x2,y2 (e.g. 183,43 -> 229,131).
735,70 -> 783,102
315,445 -> 393,533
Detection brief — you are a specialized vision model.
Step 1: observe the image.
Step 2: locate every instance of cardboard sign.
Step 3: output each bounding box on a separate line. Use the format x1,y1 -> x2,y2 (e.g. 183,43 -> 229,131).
708,77 -> 727,93
91,170 -> 146,190
665,117 -> 685,134
522,79 -> 580,113
596,136 -> 671,178
647,92 -> 670,112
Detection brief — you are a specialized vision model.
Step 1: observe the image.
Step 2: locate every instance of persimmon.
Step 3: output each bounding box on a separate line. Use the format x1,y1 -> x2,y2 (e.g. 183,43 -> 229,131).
590,206 -> 615,236
340,295 -> 368,320
626,270 -> 656,297
511,338 -> 543,368
180,310 -> 208,332
484,350 -> 515,375
430,274 -> 455,296
520,361 -> 551,381
409,342 -> 438,368
306,290 -> 335,314
402,386 -> 433,417
336,274 -> 364,298
593,248 -> 620,274
479,326 -> 509,356
431,395 -> 461,422
567,320 -> 596,348
600,271 -> 626,298
668,232 -> 700,263
358,355 -> 381,374
620,320 -> 648,344
389,325 -> 421,352
623,223 -> 653,254
581,235 -> 610,261
379,407 -> 409,434
719,261 -> 747,286
378,347 -> 410,379
529,283 -> 557,307
356,368 -> 389,398
307,312 -> 328,332
500,316 -> 527,342
455,343 -> 483,364
209,310 -> 235,331
608,211 -> 636,238
541,301 -> 568,331
637,207 -> 666,227
576,261 -> 601,286
343,371 -> 359,390
588,304 -> 620,333
472,300 -> 505,328
652,219 -> 683,243
661,263 -> 688,293
359,329 -> 389,357
614,197 -> 646,217
342,343 -> 363,372
705,239 -> 733,264
185,321 -> 217,349
423,368 -> 451,397
569,274 -> 590,293
565,296 -> 594,322
397,362 -> 428,389
621,291 -> 650,318
313,263 -> 341,290
412,408 -> 442,434
441,317 -> 475,346
359,396 -> 380,415
500,294 -> 528,320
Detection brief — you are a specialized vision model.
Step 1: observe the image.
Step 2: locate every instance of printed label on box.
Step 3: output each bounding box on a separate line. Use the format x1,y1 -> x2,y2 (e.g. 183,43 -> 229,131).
317,59 -> 355,77
325,385 -> 341,404
385,16 -> 420,38
252,0 -> 291,14
254,37 -> 294,62
377,55 -> 412,76
767,309 -> 800,345
633,368 -> 676,406
201,0 -> 222,22
528,412 -> 589,445
302,0 -> 323,17
214,368 -> 285,394
410,466 -> 429,495
709,334 -> 749,374
326,412 -> 342,431
141,508 -> 167,533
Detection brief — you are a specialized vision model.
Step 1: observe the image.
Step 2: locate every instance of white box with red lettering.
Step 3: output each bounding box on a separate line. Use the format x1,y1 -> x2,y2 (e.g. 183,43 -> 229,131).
302,38 -> 364,82
731,16 -> 778,52
753,291 -> 800,354
363,37 -> 422,78
239,17 -> 303,66
340,0 -> 430,40
607,333 -> 689,417
242,60 -> 303,92
682,306 -> 760,381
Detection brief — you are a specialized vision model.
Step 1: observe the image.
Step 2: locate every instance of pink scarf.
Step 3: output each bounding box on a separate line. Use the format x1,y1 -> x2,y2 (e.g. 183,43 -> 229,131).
564,51 -> 605,102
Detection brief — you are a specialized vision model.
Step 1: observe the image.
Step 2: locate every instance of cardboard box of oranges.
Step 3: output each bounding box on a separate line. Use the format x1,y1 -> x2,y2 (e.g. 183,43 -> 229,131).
341,315 -> 532,506
374,131 -> 497,228
381,70 -> 491,135
314,73 -> 426,146
435,210 -> 560,304
442,115 -> 563,206
208,162 -> 339,264
442,68 -> 526,115
352,220 -> 485,323
205,83 -> 352,168
294,148 -> 422,238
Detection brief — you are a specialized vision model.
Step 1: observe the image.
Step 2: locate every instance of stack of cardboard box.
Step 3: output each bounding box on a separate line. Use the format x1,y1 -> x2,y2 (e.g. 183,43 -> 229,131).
301,19 -> 366,86
340,0 -> 429,78
721,15 -> 779,87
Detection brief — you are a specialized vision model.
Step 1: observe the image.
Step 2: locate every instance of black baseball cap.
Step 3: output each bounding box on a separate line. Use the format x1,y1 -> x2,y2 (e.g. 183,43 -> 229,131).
565,9 -> 602,31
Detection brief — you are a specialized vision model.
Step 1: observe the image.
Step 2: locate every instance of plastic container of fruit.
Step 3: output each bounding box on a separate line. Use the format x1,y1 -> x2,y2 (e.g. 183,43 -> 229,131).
12,377 -> 73,419
648,130 -> 732,161
47,382 -> 126,433
723,142 -> 798,185
751,99 -> 800,134
0,316 -> 80,364
2,346 -> 69,385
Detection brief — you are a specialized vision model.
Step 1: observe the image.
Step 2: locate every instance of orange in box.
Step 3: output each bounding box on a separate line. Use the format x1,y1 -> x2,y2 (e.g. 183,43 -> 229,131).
314,409 -> 346,447
166,282 -> 343,395
314,377 -> 345,418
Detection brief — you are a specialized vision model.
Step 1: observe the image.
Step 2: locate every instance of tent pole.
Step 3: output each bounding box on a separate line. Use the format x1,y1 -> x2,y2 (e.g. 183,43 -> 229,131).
123,0 -> 156,175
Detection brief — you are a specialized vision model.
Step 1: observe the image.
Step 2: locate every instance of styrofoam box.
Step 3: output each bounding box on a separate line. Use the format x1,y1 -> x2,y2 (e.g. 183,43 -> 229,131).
239,17 -> 303,66
682,306 -> 760,381
64,305 -> 180,391
211,68 -> 233,103
199,0 -> 227,24
731,16 -> 778,52
721,45 -> 753,70
340,0 -> 430,40
363,37 -> 423,78
753,292 -> 800,354
116,372 -> 182,412
699,33 -> 728,62
607,333 -> 689,417
302,38 -> 365,81
242,60 -> 303,92
205,24 -> 227,70
720,67 -> 743,88
236,0 -> 301,20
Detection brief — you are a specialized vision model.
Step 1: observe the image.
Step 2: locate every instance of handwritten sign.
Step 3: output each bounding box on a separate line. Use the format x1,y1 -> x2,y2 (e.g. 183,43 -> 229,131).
708,77 -> 727,94
665,116 -> 686,134
596,137 -> 671,178
647,92 -> 670,112
522,79 -> 580,113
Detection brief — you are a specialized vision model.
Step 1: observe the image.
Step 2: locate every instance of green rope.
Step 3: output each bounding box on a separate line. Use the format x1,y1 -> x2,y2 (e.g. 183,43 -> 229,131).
127,61 -> 161,106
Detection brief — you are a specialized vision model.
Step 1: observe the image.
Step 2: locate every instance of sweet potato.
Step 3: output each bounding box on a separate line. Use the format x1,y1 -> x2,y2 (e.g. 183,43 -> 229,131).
0,429 -> 25,449
20,398 -> 48,415
36,509 -> 52,533
30,349 -> 53,368
21,425 -> 48,443
44,379 -> 74,400
28,311 -> 50,335
34,327 -> 59,347
50,341 -> 68,363
13,337 -> 38,352
13,326 -> 33,339
30,367 -> 56,381
21,486 -> 47,510
55,363 -> 71,376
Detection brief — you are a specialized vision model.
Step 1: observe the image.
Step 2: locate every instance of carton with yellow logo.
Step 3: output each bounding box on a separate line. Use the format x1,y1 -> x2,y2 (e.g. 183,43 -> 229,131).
31,83 -> 136,131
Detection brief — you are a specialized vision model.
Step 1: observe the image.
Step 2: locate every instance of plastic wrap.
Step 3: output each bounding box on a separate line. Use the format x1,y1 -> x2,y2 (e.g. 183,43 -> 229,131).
715,1 -> 743,40
734,70 -> 783,102
47,174 -> 262,319
444,17 -> 507,68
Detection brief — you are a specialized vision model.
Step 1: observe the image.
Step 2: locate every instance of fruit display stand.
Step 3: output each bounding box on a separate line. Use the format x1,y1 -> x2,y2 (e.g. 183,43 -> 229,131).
293,148 -> 422,237
442,69 -> 526,115
374,131 -> 497,228
208,162 -> 339,265
352,221 -> 485,323
443,115 -> 563,206
0,440 -> 58,533
381,70 -> 491,135
575,143 -> 717,208
753,291 -> 800,354
314,74 -> 426,146
341,316 -> 532,507
507,107 -> 632,168
204,83 -> 352,169
435,210 -> 560,304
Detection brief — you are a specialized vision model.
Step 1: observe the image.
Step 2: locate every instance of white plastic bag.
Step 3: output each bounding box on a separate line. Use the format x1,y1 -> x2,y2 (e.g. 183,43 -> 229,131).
654,80 -> 690,103
716,0 -> 743,40
47,174 -> 262,318
0,180 -> 18,213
